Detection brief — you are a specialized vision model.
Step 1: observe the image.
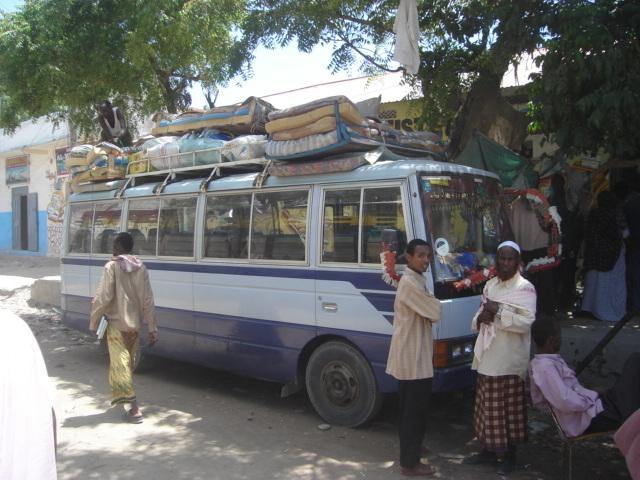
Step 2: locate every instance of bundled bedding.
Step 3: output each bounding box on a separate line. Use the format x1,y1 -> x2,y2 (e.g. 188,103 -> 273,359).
264,96 -> 445,161
152,97 -> 275,136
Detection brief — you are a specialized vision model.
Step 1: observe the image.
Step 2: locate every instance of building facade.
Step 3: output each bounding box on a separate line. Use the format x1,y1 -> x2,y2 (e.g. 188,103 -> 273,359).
0,117 -> 70,256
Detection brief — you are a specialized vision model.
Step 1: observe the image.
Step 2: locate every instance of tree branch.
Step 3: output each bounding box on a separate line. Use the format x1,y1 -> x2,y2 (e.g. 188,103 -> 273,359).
332,28 -> 404,73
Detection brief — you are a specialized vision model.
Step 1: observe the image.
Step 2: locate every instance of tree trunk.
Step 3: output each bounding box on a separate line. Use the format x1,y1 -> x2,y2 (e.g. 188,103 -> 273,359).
447,74 -> 529,160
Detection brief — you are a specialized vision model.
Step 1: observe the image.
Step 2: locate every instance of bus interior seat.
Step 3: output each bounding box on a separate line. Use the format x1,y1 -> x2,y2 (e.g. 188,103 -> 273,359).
205,231 -> 230,258
128,228 -> 146,255
160,231 -> 194,257
250,232 -> 267,259
269,234 -> 305,260
72,228 -> 91,253
145,228 -> 158,255
333,233 -> 358,262
97,229 -> 116,253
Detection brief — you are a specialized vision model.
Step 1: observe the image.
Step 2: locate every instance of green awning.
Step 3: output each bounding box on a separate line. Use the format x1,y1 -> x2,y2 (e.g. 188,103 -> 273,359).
454,131 -> 537,188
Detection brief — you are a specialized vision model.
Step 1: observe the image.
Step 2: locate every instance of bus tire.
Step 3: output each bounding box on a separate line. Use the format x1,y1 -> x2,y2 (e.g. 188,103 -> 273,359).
305,340 -> 381,427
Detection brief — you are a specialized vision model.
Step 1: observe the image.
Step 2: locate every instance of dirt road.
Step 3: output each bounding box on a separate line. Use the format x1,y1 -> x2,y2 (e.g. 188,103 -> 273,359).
3,282 -> 632,479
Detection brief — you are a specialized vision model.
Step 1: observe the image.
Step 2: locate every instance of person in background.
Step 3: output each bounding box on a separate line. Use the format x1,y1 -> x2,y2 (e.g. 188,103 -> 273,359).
90,232 -> 157,423
529,316 -> 640,436
0,310 -> 57,480
97,100 -> 132,147
463,241 -> 536,475
386,239 -> 442,477
581,190 -> 627,321
614,181 -> 640,313
548,173 -> 577,311
509,191 -> 556,314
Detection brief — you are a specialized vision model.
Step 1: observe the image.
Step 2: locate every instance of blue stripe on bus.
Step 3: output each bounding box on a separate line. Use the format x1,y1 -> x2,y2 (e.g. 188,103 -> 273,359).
61,257 -> 396,291
62,293 -> 473,393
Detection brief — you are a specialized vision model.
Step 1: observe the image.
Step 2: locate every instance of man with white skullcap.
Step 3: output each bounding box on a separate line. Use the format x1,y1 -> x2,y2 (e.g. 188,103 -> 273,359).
463,241 -> 537,475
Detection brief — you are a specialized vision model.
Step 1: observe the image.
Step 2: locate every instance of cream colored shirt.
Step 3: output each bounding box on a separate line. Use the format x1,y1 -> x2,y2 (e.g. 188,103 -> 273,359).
90,260 -> 157,333
386,268 -> 442,380
471,273 -> 536,379
509,197 -> 549,251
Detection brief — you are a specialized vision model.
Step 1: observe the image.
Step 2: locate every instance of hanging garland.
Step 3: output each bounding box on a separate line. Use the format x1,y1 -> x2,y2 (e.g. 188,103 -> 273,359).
453,265 -> 497,291
380,243 -> 496,291
505,188 -> 562,273
380,242 -> 401,288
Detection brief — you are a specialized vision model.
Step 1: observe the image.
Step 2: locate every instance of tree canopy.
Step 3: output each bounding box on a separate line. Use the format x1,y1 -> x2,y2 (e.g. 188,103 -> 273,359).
244,0 -> 639,161
243,0 -> 550,157
529,0 -> 640,161
0,0 -> 248,135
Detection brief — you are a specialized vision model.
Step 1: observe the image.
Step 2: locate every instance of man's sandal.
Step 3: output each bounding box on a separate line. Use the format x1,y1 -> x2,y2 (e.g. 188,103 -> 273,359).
122,410 -> 143,424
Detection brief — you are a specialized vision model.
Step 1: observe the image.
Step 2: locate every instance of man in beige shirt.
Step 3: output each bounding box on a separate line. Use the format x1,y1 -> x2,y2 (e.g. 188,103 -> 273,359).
464,240 -> 536,475
386,239 -> 442,477
90,232 -> 157,423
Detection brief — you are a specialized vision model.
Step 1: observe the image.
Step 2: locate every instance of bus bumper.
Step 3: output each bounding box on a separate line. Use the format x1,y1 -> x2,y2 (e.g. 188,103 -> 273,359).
432,364 -> 476,393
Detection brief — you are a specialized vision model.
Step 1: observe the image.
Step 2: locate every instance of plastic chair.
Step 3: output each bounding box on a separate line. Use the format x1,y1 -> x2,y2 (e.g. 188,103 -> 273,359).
546,403 -> 615,480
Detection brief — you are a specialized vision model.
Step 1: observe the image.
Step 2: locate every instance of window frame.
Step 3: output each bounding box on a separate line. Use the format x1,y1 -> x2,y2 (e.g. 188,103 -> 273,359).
66,200 -> 124,257
318,181 -> 408,267
201,187 -> 311,265
90,201 -> 124,256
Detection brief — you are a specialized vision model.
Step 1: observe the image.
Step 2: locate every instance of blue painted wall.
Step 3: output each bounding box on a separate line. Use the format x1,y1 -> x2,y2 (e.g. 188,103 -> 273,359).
0,210 -> 49,255
0,211 -> 11,250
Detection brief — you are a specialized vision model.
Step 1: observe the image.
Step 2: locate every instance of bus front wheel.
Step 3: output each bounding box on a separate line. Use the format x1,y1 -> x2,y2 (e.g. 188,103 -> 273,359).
305,341 -> 381,427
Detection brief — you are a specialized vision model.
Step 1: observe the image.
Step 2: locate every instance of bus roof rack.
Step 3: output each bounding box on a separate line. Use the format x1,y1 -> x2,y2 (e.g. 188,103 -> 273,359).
125,147 -> 269,189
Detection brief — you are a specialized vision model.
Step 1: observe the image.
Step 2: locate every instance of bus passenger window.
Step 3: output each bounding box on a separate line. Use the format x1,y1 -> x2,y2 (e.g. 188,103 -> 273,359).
251,190 -> 308,261
158,197 -> 197,257
322,189 -> 360,263
361,187 -> 407,264
92,202 -> 121,254
68,204 -> 94,254
126,199 -> 160,256
204,194 -> 251,259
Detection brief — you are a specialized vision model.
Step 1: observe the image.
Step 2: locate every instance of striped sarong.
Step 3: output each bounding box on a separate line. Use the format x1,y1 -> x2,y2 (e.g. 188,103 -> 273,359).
473,373 -> 527,453
106,323 -> 139,405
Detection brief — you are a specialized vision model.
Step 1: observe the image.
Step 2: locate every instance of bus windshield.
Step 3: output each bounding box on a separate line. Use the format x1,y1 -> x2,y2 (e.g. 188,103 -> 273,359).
420,174 -> 511,298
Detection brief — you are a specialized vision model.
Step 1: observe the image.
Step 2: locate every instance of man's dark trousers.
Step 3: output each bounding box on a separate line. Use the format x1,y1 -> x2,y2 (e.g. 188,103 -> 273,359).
398,378 -> 432,468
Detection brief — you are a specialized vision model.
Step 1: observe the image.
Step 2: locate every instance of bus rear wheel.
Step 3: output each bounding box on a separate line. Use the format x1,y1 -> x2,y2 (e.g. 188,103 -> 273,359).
305,341 -> 381,427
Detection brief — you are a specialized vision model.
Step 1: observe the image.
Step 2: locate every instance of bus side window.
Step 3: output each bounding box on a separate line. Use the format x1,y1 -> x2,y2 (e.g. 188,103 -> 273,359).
68,204 -> 94,254
322,189 -> 360,263
92,202 -> 122,255
204,193 -> 251,260
361,187 -> 407,264
158,197 -> 197,257
252,190 -> 308,261
127,198 -> 160,256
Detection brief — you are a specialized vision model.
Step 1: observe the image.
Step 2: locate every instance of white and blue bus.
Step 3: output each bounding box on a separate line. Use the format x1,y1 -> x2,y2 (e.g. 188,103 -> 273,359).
61,154 -> 510,426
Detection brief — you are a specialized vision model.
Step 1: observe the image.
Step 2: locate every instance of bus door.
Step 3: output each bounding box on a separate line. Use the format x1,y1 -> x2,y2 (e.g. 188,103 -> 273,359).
315,184 -> 409,388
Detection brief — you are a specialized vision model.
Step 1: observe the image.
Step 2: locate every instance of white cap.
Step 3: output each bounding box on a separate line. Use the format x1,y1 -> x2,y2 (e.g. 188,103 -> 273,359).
497,240 -> 521,254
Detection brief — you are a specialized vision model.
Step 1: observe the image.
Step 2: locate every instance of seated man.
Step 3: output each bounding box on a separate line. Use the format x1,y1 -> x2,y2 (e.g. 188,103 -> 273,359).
529,317 -> 640,436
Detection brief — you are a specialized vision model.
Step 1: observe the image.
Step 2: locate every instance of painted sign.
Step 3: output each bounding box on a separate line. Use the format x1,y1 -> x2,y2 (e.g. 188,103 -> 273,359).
379,100 -> 447,140
6,155 -> 29,185
55,147 -> 68,176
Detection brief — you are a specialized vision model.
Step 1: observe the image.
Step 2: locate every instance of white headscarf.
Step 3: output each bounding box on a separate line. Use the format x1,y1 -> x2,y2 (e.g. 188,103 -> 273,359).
497,240 -> 521,254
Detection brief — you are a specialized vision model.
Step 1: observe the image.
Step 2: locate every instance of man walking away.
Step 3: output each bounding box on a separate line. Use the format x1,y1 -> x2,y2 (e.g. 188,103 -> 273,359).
386,239 -> 442,477
464,241 -> 536,475
90,232 -> 157,423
